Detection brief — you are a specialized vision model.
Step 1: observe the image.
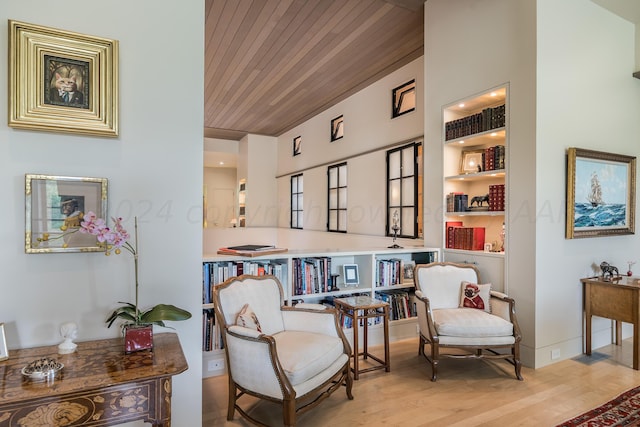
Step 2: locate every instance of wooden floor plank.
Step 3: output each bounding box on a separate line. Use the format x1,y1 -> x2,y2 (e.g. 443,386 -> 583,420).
203,337 -> 640,426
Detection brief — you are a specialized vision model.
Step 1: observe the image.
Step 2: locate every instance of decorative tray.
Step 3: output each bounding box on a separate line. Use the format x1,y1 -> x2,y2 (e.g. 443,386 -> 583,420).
21,357 -> 64,382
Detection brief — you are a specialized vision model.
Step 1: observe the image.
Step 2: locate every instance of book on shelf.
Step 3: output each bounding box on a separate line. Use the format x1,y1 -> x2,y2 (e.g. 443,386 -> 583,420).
446,192 -> 467,212
217,246 -> 288,257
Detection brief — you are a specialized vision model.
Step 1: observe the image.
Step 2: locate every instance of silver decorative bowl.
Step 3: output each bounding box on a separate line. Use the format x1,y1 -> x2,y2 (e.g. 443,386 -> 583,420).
21,357 -> 64,382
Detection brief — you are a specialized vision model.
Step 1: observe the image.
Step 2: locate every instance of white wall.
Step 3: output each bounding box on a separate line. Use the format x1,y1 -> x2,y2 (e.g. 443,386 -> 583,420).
204,167 -> 236,227
535,0 -> 640,367
276,57 -> 424,237
424,0 -> 538,365
1,2 -> 203,426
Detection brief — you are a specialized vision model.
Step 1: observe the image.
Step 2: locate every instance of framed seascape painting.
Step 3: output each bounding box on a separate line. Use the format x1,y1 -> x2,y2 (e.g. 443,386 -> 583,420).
8,20 -> 119,137
25,174 -> 108,253
566,148 -> 636,239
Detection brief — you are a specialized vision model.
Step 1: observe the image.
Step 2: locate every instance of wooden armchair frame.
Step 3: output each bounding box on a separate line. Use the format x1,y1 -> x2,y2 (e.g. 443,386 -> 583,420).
414,262 -> 523,381
213,275 -> 353,426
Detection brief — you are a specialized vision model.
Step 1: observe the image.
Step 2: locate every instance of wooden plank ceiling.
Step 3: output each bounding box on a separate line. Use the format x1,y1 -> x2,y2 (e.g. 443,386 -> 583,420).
204,0 -> 424,140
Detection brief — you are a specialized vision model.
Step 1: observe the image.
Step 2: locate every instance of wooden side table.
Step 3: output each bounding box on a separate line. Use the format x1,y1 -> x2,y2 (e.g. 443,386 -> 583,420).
334,296 -> 390,380
0,332 -> 188,426
581,276 -> 640,370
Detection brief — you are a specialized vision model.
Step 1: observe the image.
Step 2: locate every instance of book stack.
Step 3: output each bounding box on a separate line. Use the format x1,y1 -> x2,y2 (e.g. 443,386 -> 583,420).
292,257 -> 333,296
376,290 -> 415,321
446,192 -> 468,212
445,223 -> 485,251
376,259 -> 403,287
483,145 -> 505,171
489,184 -> 505,211
444,104 -> 506,141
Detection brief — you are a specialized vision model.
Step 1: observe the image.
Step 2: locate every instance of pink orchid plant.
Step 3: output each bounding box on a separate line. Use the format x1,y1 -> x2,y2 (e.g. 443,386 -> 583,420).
79,211 -> 191,329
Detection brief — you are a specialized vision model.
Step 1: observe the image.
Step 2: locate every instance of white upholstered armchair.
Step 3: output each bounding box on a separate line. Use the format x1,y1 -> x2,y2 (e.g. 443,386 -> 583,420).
414,262 -> 522,381
213,275 -> 353,426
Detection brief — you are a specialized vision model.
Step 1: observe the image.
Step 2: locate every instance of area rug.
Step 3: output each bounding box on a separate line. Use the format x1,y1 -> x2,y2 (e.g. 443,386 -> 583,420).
557,385 -> 640,426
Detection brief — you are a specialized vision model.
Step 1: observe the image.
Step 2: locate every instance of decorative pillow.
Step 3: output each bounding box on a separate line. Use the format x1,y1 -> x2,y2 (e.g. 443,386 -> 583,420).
459,281 -> 491,312
236,303 -> 262,332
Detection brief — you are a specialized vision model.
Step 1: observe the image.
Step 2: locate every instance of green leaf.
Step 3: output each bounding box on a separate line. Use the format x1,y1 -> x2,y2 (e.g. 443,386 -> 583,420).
139,304 -> 192,324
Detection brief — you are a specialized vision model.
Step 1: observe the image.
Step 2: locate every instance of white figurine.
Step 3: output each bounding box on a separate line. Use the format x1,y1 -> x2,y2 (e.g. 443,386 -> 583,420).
58,322 -> 78,354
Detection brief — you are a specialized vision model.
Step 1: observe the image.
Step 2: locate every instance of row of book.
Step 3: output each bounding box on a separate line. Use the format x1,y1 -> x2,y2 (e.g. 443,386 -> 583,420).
202,260 -> 288,304
377,290 -> 416,321
292,257 -> 334,296
445,104 -> 506,141
481,145 -> 506,171
446,192 -> 469,212
445,222 -> 485,251
202,309 -> 223,352
489,184 -> 506,211
376,259 -> 413,287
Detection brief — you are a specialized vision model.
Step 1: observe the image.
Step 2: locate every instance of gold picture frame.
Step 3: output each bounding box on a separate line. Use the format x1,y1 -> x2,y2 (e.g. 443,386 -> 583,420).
8,20 -> 119,137
459,149 -> 484,174
25,174 -> 108,253
566,147 -> 636,239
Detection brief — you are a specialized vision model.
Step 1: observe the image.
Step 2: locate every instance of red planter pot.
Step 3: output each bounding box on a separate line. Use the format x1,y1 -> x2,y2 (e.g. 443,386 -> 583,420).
124,324 -> 153,353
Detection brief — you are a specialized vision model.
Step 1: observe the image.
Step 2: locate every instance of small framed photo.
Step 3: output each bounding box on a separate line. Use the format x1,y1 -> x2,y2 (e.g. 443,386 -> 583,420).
0,323 -> 8,361
343,264 -> 359,286
25,174 -> 108,253
8,20 -> 119,137
566,148 -> 636,239
293,136 -> 302,156
484,243 -> 493,253
403,261 -> 415,280
460,149 -> 485,174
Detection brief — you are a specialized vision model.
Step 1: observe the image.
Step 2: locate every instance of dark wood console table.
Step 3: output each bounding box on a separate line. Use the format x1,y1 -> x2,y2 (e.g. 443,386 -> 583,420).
581,276 -> 640,370
0,332 -> 188,426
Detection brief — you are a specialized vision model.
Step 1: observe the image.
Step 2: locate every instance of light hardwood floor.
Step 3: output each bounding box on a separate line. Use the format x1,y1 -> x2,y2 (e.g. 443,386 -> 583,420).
203,337 -> 640,426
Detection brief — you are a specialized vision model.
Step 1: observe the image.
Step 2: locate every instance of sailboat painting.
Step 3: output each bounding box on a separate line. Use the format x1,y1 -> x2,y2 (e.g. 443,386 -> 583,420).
566,148 -> 636,239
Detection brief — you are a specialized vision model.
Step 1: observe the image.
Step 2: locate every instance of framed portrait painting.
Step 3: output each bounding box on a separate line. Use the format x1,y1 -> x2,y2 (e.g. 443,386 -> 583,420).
8,20 -> 119,137
566,148 -> 636,239
25,174 -> 108,253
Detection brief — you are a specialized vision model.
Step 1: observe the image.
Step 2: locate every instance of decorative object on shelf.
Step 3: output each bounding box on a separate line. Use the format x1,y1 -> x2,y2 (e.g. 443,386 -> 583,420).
459,149 -> 484,174
21,357 -> 63,383
628,261 -> 636,276
0,323 -> 8,361
600,261 -> 620,280
75,212 -> 191,353
469,194 -> 489,209
25,174 -> 108,254
330,274 -> 340,292
388,209 -> 403,248
500,222 -> 505,252
8,20 -> 118,137
58,322 -> 78,354
566,148 -> 636,239
342,264 -> 359,286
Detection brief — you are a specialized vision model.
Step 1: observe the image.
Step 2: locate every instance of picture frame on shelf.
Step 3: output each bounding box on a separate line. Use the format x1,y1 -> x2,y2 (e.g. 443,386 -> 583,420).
25,174 -> 108,253
8,20 -> 119,137
0,323 -> 8,361
566,147 -> 636,239
403,261 -> 415,280
459,149 -> 484,174
343,264 -> 359,286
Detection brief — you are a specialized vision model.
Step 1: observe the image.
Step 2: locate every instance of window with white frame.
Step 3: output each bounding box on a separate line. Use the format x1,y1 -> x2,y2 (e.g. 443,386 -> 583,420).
290,174 -> 303,229
327,163 -> 347,232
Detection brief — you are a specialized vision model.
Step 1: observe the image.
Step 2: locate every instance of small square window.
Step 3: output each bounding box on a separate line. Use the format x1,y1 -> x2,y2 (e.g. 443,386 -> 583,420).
392,80 -> 416,118
293,136 -> 301,156
331,115 -> 343,141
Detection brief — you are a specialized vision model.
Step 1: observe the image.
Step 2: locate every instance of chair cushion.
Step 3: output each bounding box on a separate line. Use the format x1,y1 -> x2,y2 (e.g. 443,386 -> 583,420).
434,308 -> 513,337
236,303 -> 262,332
459,281 -> 491,312
273,330 -> 345,386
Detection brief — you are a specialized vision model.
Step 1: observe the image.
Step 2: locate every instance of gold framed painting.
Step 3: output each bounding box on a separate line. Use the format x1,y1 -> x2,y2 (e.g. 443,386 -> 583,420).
566,147 -> 636,239
25,174 -> 108,253
8,20 -> 119,137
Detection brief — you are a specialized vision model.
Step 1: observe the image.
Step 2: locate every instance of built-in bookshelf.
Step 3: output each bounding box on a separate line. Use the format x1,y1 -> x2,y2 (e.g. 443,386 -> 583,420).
442,85 -> 508,291
202,246 -> 439,377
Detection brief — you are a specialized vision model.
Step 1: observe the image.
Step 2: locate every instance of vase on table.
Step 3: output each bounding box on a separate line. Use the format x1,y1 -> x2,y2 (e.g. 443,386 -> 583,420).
124,324 -> 153,353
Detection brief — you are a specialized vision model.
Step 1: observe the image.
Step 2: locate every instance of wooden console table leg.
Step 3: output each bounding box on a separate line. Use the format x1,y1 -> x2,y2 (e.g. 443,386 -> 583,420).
634,322 -> 640,370
352,310 -> 359,380
615,320 -> 622,345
